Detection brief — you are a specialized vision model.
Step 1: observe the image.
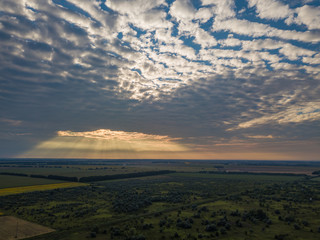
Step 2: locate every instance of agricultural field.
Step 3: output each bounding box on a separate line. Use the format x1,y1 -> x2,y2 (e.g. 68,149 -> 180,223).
1,159 -> 319,178
0,164 -> 195,178
0,159 -> 319,240
0,175 -> 64,189
223,165 -> 320,175
0,216 -> 54,240
0,165 -> 151,178
312,177 -> 320,181
0,182 -> 87,196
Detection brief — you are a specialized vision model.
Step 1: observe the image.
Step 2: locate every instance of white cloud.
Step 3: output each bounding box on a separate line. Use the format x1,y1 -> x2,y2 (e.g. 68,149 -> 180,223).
105,0 -> 171,31
292,5 -> 320,30
248,0 -> 292,20
231,102 -> 320,129
279,44 -> 315,60
303,54 -> 320,65
248,0 -> 320,31
202,0 -> 235,20
158,39 -> 196,59
242,39 -> 282,51
194,28 -> 218,48
195,7 -> 214,23
140,9 -> 171,29
218,35 -> 242,47
106,0 -> 166,16
246,135 -> 274,139
242,39 -> 317,60
57,129 -> 179,142
1,0 -> 319,104
169,0 -> 196,21
213,18 -> 320,43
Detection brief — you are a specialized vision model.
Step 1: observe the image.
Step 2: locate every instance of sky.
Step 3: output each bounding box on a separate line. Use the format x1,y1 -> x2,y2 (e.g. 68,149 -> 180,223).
0,0 -> 319,160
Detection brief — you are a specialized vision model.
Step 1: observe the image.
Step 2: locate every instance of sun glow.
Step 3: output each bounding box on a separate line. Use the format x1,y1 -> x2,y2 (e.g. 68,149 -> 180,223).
19,129 -> 320,160
21,129 -> 189,159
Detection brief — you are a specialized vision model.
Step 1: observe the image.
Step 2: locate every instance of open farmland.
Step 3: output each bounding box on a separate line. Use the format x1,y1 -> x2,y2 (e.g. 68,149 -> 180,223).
1,159 -> 319,178
0,163 -> 215,178
0,159 -> 319,240
0,175 -> 64,189
0,182 -> 87,196
173,172 -> 304,182
0,165 -> 147,178
0,216 -> 54,240
223,165 -> 320,175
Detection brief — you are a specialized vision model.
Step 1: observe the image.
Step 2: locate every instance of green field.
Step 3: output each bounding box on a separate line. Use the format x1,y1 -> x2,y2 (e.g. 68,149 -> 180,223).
0,166 -> 143,177
0,175 -> 64,189
0,165 -> 219,178
173,172 -> 304,182
1,159 -> 318,178
0,172 -> 319,240
311,176 -> 320,181
0,159 -> 319,240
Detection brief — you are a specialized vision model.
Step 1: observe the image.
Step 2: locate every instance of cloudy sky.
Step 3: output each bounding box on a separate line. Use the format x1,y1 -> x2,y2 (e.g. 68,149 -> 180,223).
0,0 -> 319,160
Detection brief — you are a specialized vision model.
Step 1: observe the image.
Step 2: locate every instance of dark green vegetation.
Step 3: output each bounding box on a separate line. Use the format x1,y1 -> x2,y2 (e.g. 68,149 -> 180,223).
78,170 -> 176,182
0,170 -> 175,184
0,159 -> 320,240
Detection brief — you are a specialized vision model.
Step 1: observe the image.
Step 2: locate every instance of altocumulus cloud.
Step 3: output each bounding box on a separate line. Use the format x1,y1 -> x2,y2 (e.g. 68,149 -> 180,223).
57,129 -> 181,142
0,0 -> 319,159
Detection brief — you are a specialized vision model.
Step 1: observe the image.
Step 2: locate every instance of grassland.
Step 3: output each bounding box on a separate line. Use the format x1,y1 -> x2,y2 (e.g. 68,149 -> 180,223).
0,182 -> 87,196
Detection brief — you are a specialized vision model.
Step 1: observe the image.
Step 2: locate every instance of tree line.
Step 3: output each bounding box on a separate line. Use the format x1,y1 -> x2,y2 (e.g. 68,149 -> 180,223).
78,170 -> 176,182
0,170 -> 176,183
198,171 -> 306,177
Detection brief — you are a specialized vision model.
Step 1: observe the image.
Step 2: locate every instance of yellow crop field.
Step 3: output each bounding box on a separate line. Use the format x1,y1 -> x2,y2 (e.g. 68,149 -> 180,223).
0,182 -> 87,196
